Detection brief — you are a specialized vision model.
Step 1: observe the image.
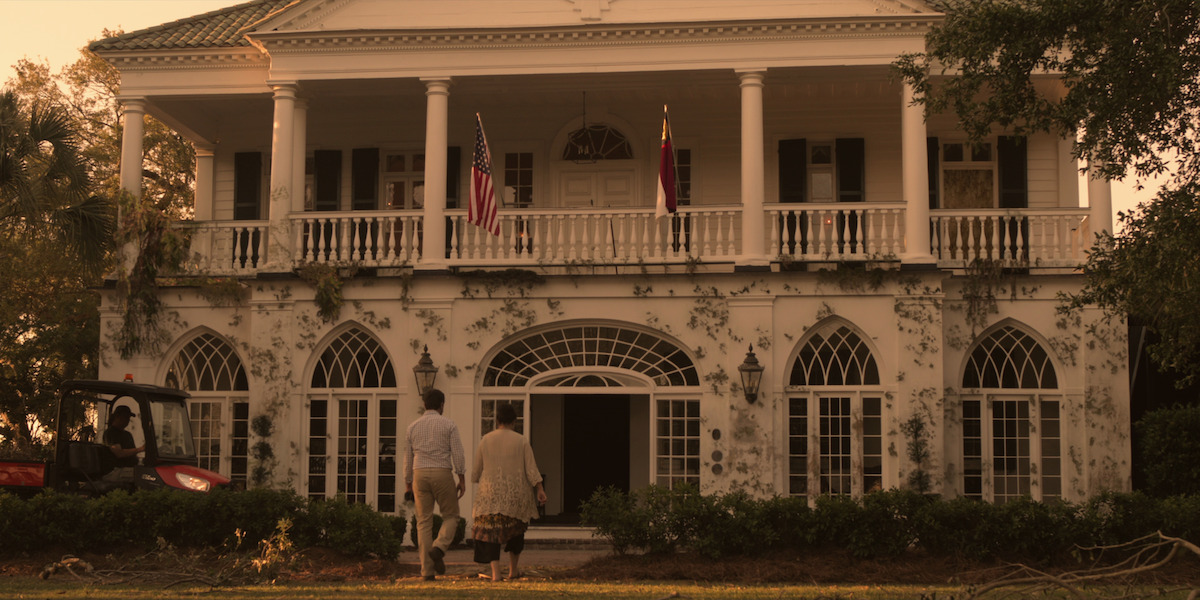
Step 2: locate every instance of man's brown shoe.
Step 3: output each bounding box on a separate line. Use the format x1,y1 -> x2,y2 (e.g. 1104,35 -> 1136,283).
428,546 -> 446,575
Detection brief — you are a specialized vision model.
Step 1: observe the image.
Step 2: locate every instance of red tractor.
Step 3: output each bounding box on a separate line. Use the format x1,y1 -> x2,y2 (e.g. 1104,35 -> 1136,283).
0,380 -> 230,497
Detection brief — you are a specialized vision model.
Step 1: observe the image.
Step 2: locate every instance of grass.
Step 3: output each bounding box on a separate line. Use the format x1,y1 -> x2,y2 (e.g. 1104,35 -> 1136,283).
8,580 -> 1198,600
3,579 -> 968,599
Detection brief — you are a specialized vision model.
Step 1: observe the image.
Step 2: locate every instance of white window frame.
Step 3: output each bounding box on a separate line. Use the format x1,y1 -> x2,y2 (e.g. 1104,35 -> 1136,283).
940,139 -> 998,208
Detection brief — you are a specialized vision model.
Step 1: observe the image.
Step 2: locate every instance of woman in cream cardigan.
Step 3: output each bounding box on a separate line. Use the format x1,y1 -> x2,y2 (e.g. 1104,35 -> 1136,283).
471,402 -> 547,582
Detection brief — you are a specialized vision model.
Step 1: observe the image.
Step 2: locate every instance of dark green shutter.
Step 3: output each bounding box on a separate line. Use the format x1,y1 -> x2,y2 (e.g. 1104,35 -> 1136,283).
927,137 -> 939,209
778,138 -> 806,203
313,150 -> 341,212
446,146 -> 461,209
997,136 -> 1027,208
836,138 -> 865,202
351,148 -> 379,211
233,152 -> 262,220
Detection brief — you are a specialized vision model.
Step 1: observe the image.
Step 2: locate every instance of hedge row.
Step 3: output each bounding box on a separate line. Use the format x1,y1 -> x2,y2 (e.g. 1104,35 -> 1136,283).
580,485 -> 1200,561
0,488 -> 406,559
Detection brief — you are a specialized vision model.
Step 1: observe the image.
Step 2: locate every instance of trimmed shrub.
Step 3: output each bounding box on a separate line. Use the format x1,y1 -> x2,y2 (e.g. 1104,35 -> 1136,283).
408,513 -> 466,548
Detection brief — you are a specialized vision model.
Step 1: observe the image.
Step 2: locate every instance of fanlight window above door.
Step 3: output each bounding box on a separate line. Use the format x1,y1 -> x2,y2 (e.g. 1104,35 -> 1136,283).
485,325 -> 698,387
562,125 -> 633,162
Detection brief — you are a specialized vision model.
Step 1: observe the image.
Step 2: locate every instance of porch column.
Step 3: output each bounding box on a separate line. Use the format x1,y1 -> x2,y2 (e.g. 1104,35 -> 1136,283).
901,81 -> 934,263
1087,159 -> 1114,239
117,97 -> 146,270
194,144 -> 215,221
267,82 -> 298,268
737,69 -> 768,267
292,99 -> 308,213
420,77 -> 451,269
118,97 -> 146,199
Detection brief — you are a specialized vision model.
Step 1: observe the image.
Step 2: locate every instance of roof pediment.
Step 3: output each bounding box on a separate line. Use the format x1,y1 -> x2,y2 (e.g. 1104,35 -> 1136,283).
261,0 -> 941,34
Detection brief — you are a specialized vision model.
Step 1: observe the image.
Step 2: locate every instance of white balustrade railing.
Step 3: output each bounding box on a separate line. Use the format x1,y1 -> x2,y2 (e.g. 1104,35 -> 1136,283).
767,203 -> 905,261
445,206 -> 741,265
930,209 -> 1091,267
291,211 -> 422,266
174,220 -> 268,275
170,206 -> 1093,274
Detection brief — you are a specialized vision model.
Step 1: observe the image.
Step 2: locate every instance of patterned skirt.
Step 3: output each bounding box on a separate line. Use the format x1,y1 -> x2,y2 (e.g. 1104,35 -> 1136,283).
472,513 -> 528,545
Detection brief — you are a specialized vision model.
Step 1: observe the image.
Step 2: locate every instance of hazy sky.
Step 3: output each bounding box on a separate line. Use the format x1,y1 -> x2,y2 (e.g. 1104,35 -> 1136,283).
0,0 -> 1164,219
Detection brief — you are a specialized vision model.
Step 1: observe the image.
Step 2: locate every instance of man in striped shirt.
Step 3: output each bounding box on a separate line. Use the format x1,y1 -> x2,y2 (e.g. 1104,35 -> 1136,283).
405,388 -> 467,580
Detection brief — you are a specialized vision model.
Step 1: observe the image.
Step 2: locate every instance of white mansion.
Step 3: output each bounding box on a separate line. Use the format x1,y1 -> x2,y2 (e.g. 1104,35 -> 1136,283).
90,0 -> 1129,519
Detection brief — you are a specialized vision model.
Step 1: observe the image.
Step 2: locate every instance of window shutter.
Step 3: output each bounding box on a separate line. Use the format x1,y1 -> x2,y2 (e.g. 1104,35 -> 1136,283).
351,148 -> 379,211
778,138 -> 807,203
446,146 -> 461,209
313,150 -> 341,212
233,152 -> 262,220
836,138 -> 865,202
997,136 -> 1028,209
927,137 -> 939,209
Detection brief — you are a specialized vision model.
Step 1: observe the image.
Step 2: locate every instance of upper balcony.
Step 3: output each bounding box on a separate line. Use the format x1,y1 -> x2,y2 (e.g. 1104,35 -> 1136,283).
177,203 -> 1092,276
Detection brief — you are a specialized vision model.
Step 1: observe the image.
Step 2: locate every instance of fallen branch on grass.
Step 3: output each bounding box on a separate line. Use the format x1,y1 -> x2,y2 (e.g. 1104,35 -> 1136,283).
967,532 -> 1200,600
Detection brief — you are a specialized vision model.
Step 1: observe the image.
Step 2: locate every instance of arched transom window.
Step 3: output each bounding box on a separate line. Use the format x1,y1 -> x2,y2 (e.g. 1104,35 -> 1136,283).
484,325 -> 698,387
962,325 -> 1058,389
310,328 -> 396,389
164,332 -> 249,481
960,324 -> 1062,504
786,323 -> 883,500
165,333 -> 248,392
790,325 -> 880,386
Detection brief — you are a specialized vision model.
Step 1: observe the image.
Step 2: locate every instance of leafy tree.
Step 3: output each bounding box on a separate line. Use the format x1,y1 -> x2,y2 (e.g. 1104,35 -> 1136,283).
1134,404 -> 1200,496
0,89 -> 111,453
896,0 -> 1200,385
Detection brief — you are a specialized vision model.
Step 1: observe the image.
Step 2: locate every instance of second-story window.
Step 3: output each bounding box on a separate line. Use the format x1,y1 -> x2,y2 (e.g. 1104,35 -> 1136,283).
503,152 -> 534,207
936,136 -> 1027,209
383,152 -> 425,211
777,138 -> 865,203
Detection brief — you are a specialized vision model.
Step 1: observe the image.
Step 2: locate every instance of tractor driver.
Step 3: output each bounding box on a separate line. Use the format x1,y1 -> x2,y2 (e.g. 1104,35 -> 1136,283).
104,405 -> 145,467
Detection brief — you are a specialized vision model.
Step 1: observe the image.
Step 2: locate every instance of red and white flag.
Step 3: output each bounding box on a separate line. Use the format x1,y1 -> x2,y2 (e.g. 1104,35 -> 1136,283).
469,113 -> 500,236
655,105 -> 676,218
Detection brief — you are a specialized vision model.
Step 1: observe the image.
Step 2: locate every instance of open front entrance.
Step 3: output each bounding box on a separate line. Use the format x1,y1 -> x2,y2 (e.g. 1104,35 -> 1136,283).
529,393 -> 650,524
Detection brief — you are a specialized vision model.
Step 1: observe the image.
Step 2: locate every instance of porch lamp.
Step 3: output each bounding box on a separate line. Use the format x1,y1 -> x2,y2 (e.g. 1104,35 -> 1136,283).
738,345 -> 765,404
413,345 -> 439,396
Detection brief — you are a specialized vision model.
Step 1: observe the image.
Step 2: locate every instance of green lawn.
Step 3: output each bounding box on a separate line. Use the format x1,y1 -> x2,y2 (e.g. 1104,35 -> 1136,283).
6,580 -> 1197,600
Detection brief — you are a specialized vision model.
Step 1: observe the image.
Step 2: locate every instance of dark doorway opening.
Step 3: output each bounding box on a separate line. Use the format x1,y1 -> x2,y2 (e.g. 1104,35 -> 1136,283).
531,393 -> 646,525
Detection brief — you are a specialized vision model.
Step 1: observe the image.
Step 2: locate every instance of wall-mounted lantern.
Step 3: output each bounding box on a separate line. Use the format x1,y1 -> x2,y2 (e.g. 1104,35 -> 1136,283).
738,344 -> 764,404
413,345 -> 439,396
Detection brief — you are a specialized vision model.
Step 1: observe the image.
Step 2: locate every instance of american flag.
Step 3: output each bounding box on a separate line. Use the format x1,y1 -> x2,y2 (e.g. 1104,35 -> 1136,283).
469,113 -> 500,236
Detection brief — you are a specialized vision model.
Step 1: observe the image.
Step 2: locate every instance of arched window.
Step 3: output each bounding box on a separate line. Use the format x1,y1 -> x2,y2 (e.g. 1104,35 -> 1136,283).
484,325 -> 698,387
786,322 -> 883,499
164,332 -> 249,480
307,327 -> 398,512
960,324 -> 1062,504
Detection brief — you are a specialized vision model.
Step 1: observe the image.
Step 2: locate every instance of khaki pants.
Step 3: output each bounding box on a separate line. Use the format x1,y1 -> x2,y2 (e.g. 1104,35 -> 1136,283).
414,468 -> 460,577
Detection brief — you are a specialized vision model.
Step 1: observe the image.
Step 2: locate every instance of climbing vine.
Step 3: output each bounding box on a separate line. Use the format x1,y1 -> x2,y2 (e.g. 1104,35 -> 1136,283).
114,191 -> 191,358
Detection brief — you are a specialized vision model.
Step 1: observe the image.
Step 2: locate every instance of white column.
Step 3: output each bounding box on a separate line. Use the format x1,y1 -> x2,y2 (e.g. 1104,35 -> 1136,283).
420,77 -> 451,269
267,82 -> 298,268
1087,158 -> 1114,238
737,69 -> 768,267
118,97 -> 146,199
901,81 -> 934,263
194,144 -> 215,221
292,99 -> 308,213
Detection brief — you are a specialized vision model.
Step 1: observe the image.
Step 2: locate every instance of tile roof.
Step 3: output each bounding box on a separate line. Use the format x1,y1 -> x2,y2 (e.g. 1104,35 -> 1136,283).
88,0 -> 295,52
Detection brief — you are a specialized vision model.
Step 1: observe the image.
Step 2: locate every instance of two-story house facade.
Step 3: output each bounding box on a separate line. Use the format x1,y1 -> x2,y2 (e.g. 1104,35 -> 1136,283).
90,0 -> 1128,522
